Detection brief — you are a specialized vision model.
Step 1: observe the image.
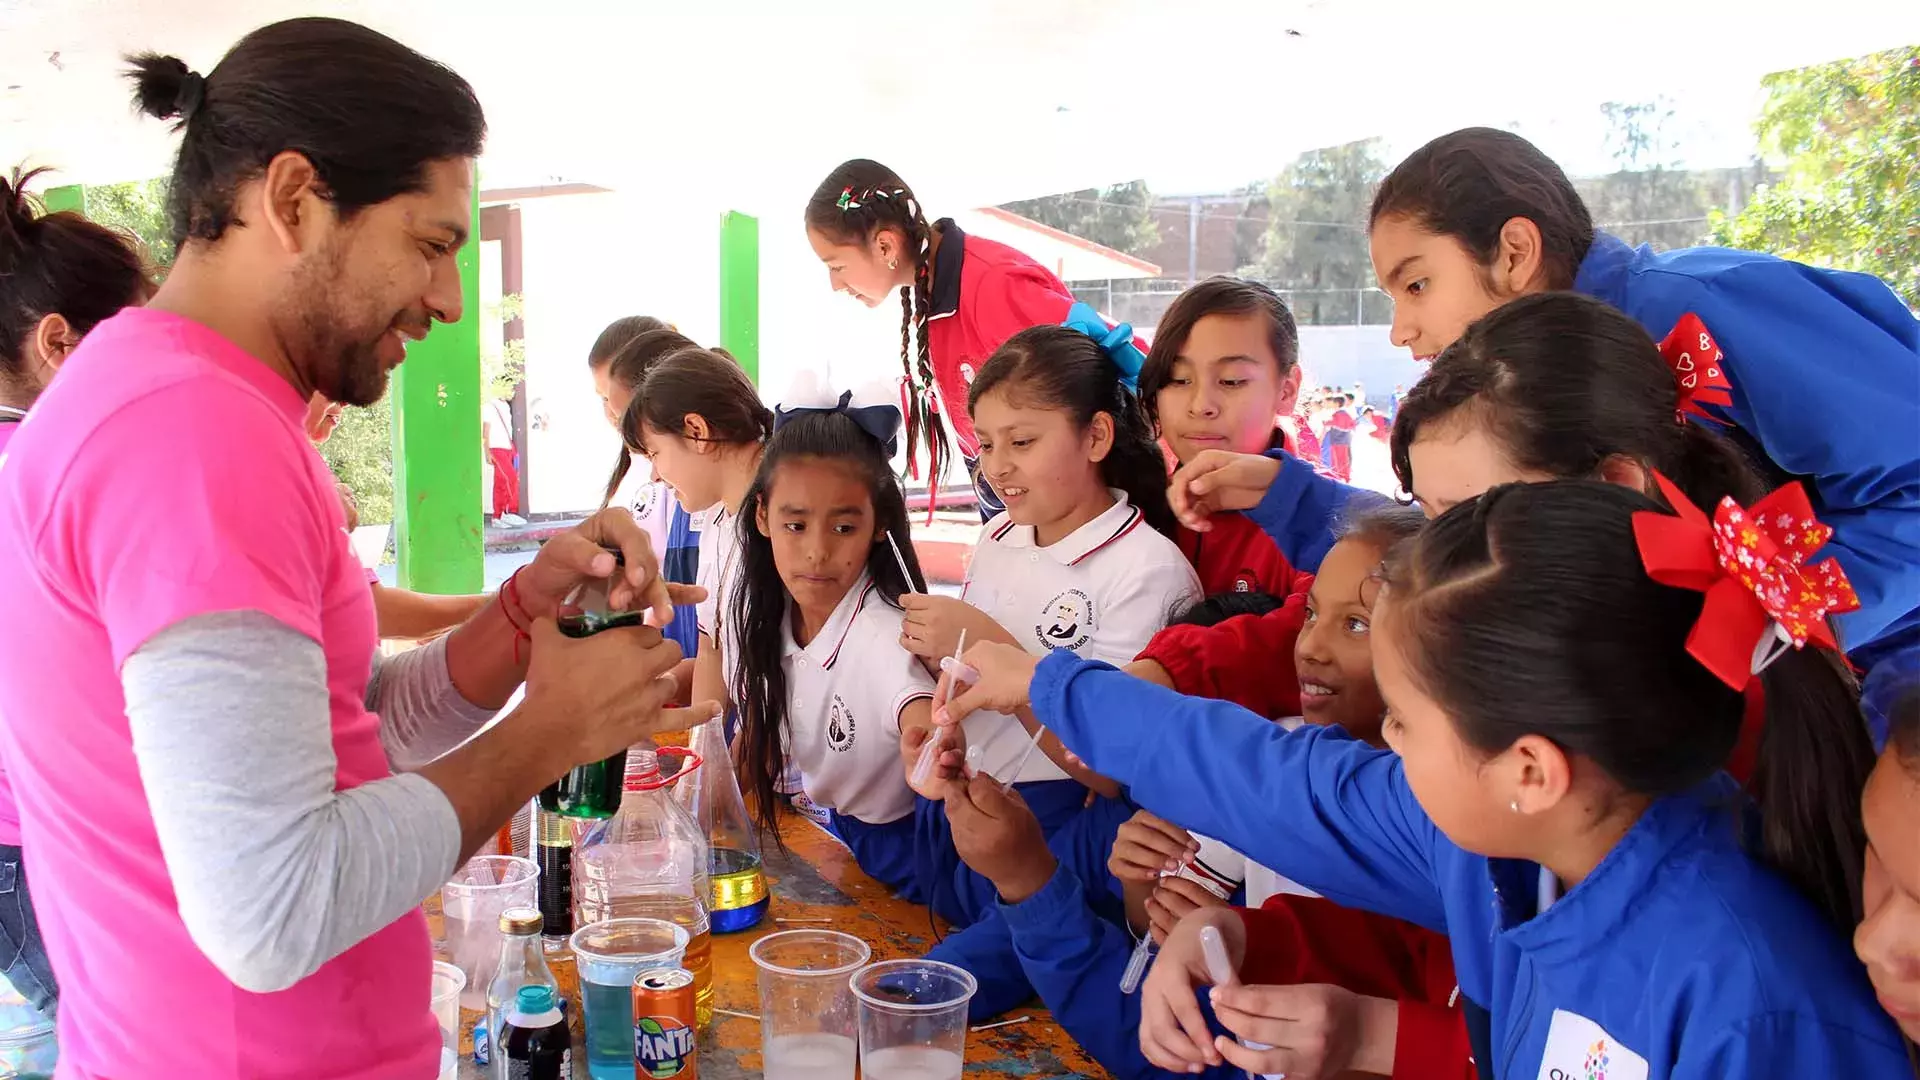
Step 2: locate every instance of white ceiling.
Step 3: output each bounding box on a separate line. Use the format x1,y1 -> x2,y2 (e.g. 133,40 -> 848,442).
3,0 -> 1917,212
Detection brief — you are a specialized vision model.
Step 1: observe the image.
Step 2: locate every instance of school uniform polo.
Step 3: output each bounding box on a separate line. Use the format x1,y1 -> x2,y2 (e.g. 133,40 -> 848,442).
959,492 -> 1201,783
780,574 -> 934,825
695,503 -> 747,692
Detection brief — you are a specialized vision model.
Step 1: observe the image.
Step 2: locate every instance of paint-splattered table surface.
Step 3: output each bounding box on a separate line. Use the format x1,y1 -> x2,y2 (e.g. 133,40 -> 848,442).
444,810 -> 1106,1078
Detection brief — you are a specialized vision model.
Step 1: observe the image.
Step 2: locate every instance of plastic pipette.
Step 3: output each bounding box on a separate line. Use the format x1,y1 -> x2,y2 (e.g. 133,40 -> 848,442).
1119,931 -> 1156,993
1199,925 -> 1282,1078
910,630 -> 968,786
884,530 -> 917,592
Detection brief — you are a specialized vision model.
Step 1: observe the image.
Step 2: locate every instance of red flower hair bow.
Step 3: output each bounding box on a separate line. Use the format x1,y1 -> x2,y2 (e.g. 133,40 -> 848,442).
1657,313 -> 1734,423
1632,472 -> 1858,689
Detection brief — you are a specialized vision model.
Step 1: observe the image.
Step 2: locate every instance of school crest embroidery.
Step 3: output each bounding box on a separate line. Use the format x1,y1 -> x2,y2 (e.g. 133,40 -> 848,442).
826,694 -> 855,752
1036,589 -> 1095,652
630,483 -> 657,519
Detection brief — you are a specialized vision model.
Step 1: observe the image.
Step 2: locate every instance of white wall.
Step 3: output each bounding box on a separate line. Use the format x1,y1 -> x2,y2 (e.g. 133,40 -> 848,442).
510,190 -> 919,514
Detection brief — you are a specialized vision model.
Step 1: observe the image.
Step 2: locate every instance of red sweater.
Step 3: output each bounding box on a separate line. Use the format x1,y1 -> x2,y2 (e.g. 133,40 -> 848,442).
1135,577 -> 1313,720
1237,895 -> 1469,1080
923,220 -> 1079,459
1177,511 -> 1307,599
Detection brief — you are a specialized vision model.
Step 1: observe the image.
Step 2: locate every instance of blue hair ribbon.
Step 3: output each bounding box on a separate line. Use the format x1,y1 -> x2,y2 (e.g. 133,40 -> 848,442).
774,390 -> 904,459
1060,301 -> 1145,391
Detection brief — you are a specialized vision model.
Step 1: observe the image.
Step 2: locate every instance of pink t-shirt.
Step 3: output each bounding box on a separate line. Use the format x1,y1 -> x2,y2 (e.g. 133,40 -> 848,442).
0,309 -> 438,1078
0,420 -> 19,847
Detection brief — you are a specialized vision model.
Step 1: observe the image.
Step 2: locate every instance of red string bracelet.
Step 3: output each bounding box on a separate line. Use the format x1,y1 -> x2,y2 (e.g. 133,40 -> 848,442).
498,566 -> 533,664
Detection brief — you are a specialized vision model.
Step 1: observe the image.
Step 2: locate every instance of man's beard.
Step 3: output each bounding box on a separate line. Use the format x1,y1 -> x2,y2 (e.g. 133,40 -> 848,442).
281,245 -> 399,409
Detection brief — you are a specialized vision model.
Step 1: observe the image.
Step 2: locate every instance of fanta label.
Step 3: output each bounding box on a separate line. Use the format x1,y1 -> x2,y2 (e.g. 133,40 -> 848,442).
635,1014 -> 696,1077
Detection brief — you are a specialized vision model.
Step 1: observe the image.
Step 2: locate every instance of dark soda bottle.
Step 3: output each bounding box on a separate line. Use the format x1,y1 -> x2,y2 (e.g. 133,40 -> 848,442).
537,608 -> 648,818
501,984 -> 571,1080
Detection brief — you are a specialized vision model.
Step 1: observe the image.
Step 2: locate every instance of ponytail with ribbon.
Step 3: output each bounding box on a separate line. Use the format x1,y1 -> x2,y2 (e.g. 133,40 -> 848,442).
1059,301 -> 1146,391
1657,313 -> 1734,424
1633,470 -> 1858,689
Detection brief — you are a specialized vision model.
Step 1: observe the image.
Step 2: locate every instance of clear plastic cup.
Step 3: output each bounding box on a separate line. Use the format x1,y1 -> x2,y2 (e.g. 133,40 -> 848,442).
749,930 -> 869,1080
571,918 -> 689,1080
439,855 -> 538,1009
851,959 -> 976,1080
428,960 -> 464,1058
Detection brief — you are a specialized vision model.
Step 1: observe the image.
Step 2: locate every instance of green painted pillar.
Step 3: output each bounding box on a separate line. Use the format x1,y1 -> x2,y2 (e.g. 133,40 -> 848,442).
390,173 -> 484,593
718,211 -> 760,385
42,184 -> 87,215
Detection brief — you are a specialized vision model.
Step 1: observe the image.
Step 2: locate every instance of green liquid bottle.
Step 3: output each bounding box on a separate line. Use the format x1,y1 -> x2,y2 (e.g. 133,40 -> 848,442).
536,609 -> 649,818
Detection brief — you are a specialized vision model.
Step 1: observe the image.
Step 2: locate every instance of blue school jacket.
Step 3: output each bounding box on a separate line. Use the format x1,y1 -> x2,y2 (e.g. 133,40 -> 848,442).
1031,652 -> 1910,1080
1574,231 -> 1920,668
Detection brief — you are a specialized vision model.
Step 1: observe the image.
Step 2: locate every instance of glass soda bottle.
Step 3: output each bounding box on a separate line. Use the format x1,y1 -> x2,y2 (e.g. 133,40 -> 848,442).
673,717 -> 768,933
571,747 -> 715,1026
537,577 -> 647,819
485,908 -> 558,1080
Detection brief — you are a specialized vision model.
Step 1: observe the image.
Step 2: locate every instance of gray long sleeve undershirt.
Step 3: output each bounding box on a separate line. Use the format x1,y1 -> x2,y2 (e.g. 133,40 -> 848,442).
121,610 -> 497,994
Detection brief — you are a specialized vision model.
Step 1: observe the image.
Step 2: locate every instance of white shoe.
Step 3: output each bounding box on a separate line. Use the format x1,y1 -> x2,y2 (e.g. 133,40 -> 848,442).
496,513 -> 529,528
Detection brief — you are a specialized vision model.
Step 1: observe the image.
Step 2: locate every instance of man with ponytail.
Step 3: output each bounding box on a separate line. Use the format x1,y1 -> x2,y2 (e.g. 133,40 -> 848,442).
0,20 -> 712,1079
806,161 -> 1140,520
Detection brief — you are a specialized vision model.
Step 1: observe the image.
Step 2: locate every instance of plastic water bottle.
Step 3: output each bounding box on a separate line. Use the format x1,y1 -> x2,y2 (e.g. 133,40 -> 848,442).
573,747 -> 714,1026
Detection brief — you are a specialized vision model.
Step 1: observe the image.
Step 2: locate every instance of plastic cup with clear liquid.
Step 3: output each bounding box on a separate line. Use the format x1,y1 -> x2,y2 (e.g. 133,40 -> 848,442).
750,930 -> 870,1080
439,855 -> 538,1010
851,959 -> 977,1080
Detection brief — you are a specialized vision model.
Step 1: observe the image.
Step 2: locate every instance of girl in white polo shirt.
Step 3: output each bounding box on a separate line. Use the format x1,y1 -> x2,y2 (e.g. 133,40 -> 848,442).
724,388 -> 939,892
900,322 -> 1202,926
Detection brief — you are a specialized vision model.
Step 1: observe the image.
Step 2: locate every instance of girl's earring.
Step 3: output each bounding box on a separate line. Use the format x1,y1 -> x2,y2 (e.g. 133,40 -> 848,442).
888,258 -> 898,271
1509,800 -> 1521,813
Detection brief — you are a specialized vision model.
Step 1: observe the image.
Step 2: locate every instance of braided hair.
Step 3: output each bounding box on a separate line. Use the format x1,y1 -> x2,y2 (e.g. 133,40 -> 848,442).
805,159 -> 945,483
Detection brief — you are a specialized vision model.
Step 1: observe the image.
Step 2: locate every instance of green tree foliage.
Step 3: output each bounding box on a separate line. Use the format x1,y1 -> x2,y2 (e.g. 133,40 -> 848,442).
1249,138 -> 1389,325
79,178 -> 175,270
1713,46 -> 1919,307
1000,180 -> 1160,257
320,396 -> 394,528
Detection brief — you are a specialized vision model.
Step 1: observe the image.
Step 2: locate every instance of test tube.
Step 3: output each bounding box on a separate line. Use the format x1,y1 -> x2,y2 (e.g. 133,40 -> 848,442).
1199,924 -> 1279,1072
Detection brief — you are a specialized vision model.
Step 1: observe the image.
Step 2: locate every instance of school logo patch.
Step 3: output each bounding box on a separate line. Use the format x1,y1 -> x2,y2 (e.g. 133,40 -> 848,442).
826,693 -> 855,752
1536,1009 -> 1646,1080
630,483 -> 657,520
1036,589 -> 1096,652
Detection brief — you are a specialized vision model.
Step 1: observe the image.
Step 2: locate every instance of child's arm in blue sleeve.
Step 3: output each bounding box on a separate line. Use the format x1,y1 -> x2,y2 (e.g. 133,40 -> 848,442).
1246,451 -> 1389,571
1031,650 -> 1447,933
1000,865 -> 1244,1080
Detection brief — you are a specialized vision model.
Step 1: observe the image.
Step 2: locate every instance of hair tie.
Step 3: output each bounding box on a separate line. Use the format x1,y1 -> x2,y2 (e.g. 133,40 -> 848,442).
1633,471 -> 1858,689
1060,301 -> 1145,390
175,71 -> 207,121
774,384 -> 904,459
1657,313 -> 1733,425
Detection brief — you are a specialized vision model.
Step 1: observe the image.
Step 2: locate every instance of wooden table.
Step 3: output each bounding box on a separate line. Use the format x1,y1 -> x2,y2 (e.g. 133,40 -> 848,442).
447,810 -> 1107,1078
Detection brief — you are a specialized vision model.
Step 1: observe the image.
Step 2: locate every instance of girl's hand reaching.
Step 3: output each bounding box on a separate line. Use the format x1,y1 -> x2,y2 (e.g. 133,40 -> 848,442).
898,593 -> 993,660
1209,982 -> 1395,1080
936,641 -> 1040,725
899,720 -> 966,799
1109,810 -> 1200,884
1139,907 -> 1241,1071
1168,450 -> 1281,533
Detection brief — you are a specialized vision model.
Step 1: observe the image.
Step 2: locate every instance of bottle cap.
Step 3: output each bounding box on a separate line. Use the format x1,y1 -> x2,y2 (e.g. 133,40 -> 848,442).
500,907 -> 543,935
516,984 -> 555,1013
